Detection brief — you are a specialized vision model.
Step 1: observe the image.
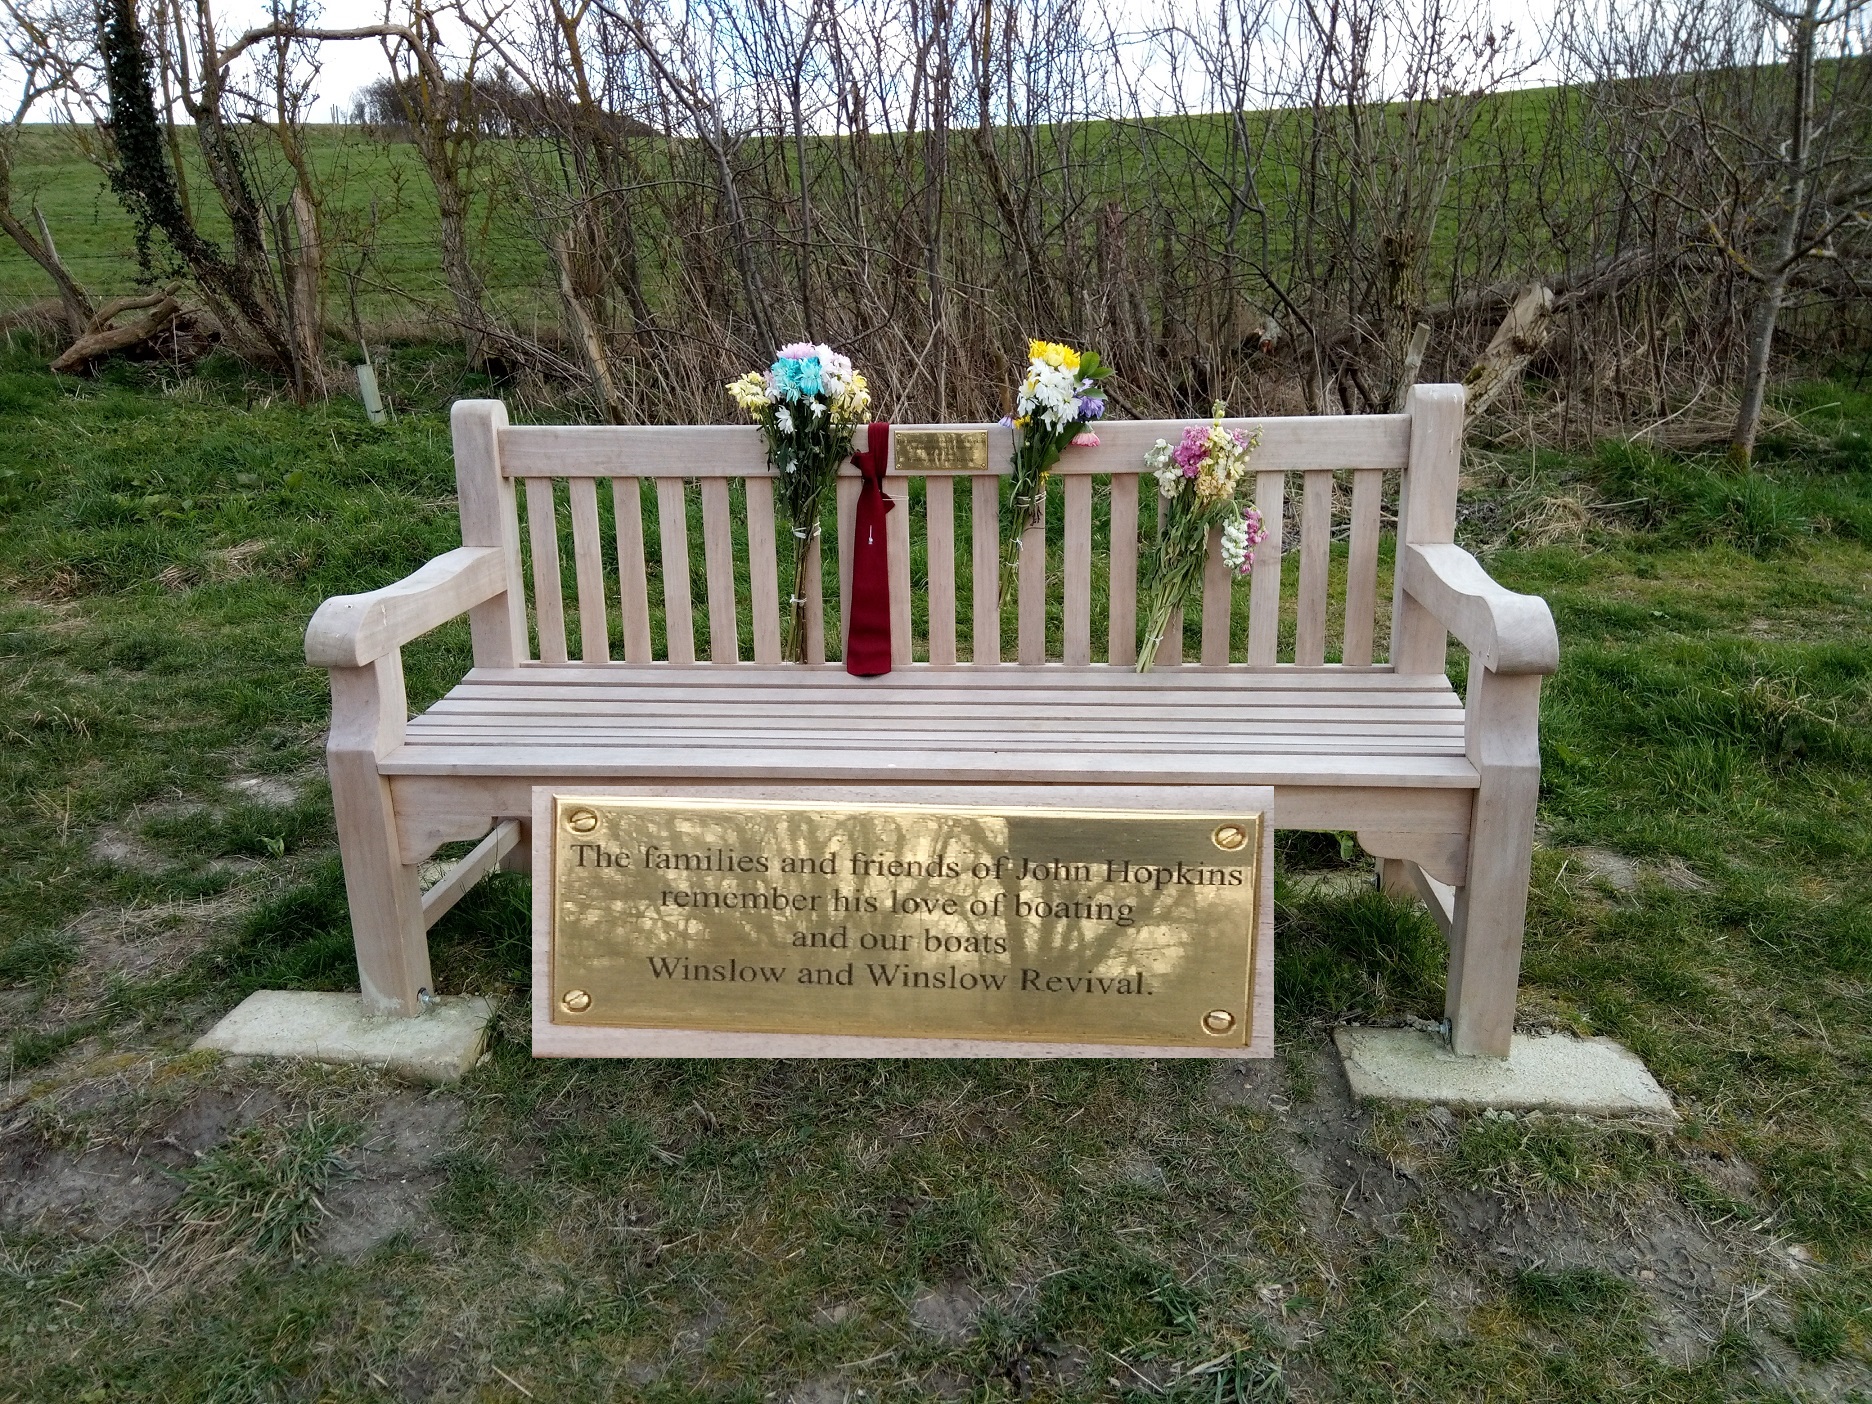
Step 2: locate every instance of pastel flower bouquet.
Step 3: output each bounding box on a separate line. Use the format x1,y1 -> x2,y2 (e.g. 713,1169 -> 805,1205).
1137,403 -> 1266,672
1000,340 -> 1110,593
728,343 -> 871,662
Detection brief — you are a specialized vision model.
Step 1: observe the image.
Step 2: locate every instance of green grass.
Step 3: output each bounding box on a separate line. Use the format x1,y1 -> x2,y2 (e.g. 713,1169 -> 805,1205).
1,338 -> 1870,1398
1,124 -> 547,324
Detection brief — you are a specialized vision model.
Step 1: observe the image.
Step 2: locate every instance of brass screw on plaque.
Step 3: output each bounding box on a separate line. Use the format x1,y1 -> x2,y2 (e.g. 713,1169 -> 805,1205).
1211,823 -> 1248,851
561,989 -> 592,1014
1202,1009 -> 1238,1036
566,808 -> 599,834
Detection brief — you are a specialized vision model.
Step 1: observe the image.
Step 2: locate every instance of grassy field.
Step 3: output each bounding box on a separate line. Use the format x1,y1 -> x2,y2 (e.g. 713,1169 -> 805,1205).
1,338 -> 1870,1400
1,125 -> 548,326
0,91 -> 1566,336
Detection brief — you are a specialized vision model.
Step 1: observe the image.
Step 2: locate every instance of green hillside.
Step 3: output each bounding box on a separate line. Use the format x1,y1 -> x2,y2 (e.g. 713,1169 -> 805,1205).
0,124 -> 548,324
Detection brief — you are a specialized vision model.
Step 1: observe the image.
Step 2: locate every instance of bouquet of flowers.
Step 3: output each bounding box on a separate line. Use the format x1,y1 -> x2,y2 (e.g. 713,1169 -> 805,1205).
1137,402 -> 1266,672
1000,340 -> 1110,593
728,343 -> 871,662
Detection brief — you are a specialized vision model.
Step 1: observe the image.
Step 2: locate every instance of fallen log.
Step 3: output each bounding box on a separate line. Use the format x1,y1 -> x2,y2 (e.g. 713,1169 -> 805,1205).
51,292 -> 184,375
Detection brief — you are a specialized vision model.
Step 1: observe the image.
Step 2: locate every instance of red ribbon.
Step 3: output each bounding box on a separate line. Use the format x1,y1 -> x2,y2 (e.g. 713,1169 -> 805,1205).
845,421 -> 893,677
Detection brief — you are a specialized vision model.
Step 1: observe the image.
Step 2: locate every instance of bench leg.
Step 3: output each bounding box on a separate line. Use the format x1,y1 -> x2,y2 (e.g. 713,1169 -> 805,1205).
1446,669 -> 1542,1057
331,752 -> 433,1016
328,659 -> 432,1018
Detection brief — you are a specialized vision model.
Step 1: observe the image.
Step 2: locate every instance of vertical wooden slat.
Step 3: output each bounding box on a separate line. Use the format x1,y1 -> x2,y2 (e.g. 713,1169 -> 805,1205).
567,476 -> 609,663
451,400 -> 527,667
1295,469 -> 1334,666
744,476 -> 782,665
1108,473 -> 1139,667
971,475 -> 1000,665
699,477 -> 739,663
1155,609 -> 1183,666
1247,470 -> 1286,664
523,477 -> 568,664
1201,522 -> 1233,664
1342,468 -> 1383,666
611,477 -> 653,663
1154,490 -> 1181,666
925,475 -> 957,667
836,476 -> 859,655
1062,475 -> 1093,665
804,532 -> 826,665
1017,486 -> 1046,665
887,474 -> 913,666
1392,384 -> 1465,673
655,477 -> 694,665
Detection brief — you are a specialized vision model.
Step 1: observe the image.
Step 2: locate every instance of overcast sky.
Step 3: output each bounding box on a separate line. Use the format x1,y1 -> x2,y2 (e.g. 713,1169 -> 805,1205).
5,0 -> 1571,123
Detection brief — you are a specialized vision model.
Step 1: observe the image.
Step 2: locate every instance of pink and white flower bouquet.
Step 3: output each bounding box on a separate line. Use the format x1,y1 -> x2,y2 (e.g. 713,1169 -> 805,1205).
1137,403 -> 1265,671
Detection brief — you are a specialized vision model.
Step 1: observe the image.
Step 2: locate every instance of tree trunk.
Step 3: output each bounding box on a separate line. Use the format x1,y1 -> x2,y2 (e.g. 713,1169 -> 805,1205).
432,167 -> 488,365
1464,284 -> 1554,418
1732,272 -> 1791,464
288,186 -> 325,388
0,206 -> 94,338
554,230 -> 624,423
1731,0 -> 1819,465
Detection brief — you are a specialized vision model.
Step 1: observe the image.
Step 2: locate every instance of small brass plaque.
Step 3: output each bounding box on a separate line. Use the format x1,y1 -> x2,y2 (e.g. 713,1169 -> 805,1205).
893,429 -> 989,474
551,798 -> 1260,1047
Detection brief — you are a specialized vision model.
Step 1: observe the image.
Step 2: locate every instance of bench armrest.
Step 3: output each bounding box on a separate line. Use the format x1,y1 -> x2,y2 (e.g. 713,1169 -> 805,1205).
1402,542 -> 1559,676
306,546 -> 508,668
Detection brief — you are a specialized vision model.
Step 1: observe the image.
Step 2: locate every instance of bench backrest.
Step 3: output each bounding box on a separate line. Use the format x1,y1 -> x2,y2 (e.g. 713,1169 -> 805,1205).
450,384 -> 1464,673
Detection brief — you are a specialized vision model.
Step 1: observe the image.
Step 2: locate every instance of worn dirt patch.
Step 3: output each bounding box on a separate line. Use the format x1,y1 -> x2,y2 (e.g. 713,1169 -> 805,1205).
1569,846 -> 1640,893
226,774 -> 303,807
910,1282 -> 983,1342
0,1084 -> 282,1238
67,892 -> 250,979
89,826 -> 168,874
316,1091 -> 464,1260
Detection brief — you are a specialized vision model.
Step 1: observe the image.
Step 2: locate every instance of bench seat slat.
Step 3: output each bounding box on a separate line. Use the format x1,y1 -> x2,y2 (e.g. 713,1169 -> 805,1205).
434,689 -> 1463,713
424,700 -> 1460,726
386,665 -> 1475,788
380,744 -> 1477,787
406,717 -> 1465,741
450,664 -> 1459,695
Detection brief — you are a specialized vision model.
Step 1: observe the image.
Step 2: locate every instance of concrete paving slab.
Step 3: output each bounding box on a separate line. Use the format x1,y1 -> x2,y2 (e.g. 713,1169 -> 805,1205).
193,991 -> 495,1083
1334,1026 -> 1674,1118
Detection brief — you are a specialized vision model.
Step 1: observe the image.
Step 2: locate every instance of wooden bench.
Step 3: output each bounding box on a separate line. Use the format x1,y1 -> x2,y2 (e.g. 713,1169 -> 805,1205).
305,384 -> 1558,1057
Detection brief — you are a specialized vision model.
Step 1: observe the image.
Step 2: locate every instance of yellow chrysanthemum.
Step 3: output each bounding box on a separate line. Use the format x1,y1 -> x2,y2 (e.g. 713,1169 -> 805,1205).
1027,339 -> 1081,372
834,371 -> 871,418
726,371 -> 770,411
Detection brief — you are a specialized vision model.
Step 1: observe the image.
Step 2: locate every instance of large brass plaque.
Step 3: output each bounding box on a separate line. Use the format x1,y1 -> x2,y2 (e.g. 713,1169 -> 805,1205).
892,429 -> 989,474
550,797 -> 1260,1047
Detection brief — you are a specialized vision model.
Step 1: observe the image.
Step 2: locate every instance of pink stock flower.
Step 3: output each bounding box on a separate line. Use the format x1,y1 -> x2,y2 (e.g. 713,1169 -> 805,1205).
1071,431 -> 1101,447
776,342 -> 816,359
1171,425 -> 1208,474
